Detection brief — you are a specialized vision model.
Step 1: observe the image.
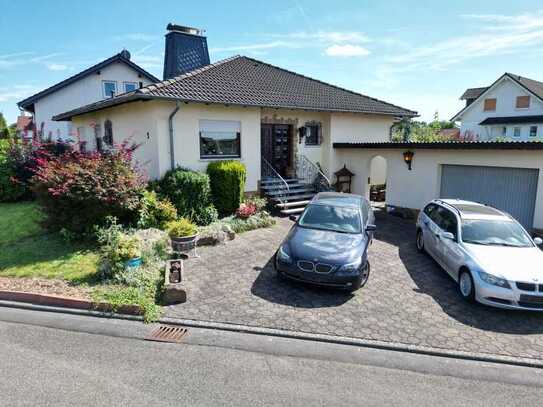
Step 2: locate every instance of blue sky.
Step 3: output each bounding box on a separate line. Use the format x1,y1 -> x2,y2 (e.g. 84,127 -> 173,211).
1,0 -> 542,123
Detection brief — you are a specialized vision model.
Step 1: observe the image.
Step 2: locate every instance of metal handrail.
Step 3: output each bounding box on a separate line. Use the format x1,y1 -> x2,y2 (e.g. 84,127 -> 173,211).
261,157 -> 290,203
296,154 -> 332,191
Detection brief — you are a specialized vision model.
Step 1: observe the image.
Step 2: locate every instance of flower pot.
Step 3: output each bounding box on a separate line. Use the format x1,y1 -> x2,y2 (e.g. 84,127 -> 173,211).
171,234 -> 198,244
124,257 -> 143,268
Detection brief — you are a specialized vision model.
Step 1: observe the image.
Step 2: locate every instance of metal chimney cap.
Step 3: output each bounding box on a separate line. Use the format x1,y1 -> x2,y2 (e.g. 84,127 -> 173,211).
119,49 -> 131,60
166,23 -> 204,36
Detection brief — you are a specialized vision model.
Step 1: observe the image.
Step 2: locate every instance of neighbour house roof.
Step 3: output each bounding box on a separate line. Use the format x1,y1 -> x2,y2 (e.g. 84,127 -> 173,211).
451,73 -> 543,121
18,51 -> 160,112
460,87 -> 488,100
333,141 -> 543,150
53,55 -> 417,121
16,115 -> 33,131
479,115 -> 543,125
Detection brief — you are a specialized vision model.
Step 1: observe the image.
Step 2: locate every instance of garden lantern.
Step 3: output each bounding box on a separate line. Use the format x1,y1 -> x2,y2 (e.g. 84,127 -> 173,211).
403,151 -> 414,170
334,164 -> 355,193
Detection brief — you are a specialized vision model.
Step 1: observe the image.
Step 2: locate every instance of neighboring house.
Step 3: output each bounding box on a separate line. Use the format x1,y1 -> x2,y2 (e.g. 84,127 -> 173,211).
15,115 -> 34,141
53,24 -> 416,200
17,50 -> 159,142
452,73 -> 543,141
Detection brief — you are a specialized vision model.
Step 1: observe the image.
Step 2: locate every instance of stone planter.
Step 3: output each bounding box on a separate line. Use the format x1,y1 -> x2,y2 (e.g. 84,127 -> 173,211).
162,259 -> 187,305
171,234 -> 198,258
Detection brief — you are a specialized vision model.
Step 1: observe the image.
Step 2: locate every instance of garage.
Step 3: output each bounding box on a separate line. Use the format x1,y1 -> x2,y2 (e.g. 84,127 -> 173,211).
440,164 -> 539,228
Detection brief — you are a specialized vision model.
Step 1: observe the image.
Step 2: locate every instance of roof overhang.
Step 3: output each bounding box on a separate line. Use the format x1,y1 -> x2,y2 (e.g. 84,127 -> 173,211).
333,141 -> 543,150
479,115 -> 543,125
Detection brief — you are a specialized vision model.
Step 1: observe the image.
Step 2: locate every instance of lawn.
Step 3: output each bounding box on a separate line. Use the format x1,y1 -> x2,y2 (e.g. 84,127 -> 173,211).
0,202 -> 99,282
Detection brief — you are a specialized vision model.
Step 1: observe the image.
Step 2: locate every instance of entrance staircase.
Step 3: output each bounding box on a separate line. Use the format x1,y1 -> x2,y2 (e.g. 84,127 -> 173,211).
261,155 -> 332,216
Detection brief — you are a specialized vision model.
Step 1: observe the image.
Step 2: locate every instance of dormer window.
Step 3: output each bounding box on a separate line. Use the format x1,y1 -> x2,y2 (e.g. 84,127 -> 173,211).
516,95 -> 530,109
124,82 -> 138,93
483,98 -> 496,112
103,81 -> 117,98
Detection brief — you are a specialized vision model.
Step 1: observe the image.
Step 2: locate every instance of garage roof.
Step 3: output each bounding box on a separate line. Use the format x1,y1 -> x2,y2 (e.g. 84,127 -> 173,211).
479,115 -> 543,125
333,141 -> 543,150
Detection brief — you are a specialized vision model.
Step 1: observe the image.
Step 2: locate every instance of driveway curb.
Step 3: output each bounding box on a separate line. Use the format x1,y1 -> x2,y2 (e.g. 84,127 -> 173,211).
0,298 -> 542,369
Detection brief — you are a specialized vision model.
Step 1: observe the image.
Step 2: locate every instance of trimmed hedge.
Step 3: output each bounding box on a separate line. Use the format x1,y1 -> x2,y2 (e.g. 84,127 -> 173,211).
207,160 -> 246,216
153,167 -> 217,226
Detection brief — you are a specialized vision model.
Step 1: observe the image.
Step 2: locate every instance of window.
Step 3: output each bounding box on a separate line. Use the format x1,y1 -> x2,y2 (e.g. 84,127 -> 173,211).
501,126 -> 507,137
103,81 -> 117,98
103,119 -> 113,146
516,95 -> 530,109
199,120 -> 241,159
304,123 -> 321,146
124,82 -> 138,93
513,127 -> 521,138
483,98 -> 496,112
530,126 -> 538,137
94,123 -> 103,151
423,203 -> 439,218
298,204 -> 361,234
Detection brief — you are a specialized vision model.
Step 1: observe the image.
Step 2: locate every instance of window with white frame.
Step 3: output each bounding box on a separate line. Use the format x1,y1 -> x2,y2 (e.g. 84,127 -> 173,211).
103,81 -> 117,98
199,120 -> 241,159
530,126 -> 538,137
304,122 -> 321,146
124,82 -> 138,93
513,127 -> 521,138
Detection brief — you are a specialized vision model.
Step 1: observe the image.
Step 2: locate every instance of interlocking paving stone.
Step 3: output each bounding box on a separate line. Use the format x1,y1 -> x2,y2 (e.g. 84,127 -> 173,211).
164,210 -> 543,360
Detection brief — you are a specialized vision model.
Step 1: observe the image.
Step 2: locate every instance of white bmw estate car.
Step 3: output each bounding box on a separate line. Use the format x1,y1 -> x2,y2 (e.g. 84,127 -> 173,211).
416,199 -> 543,310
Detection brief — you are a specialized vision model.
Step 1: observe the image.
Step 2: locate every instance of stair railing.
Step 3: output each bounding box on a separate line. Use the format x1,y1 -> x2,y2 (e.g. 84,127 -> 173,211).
261,157 -> 290,204
295,154 -> 332,192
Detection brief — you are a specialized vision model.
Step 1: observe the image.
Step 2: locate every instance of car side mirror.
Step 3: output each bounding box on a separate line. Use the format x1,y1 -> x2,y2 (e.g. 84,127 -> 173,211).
441,232 -> 455,240
534,237 -> 543,246
289,215 -> 299,222
365,224 -> 377,232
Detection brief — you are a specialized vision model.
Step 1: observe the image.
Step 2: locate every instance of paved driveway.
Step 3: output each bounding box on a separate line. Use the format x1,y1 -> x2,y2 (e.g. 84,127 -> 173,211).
165,210 -> 543,361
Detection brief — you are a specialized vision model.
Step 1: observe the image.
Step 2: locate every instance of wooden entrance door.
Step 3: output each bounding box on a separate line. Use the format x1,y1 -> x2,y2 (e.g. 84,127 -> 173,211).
261,124 -> 291,177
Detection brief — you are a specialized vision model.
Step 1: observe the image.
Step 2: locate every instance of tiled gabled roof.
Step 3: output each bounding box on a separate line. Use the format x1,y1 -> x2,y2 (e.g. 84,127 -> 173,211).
460,87 -> 488,100
54,55 -> 417,120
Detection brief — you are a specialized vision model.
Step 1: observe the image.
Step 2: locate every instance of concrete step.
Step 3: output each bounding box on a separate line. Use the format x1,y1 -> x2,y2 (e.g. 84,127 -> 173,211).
280,207 -> 305,215
261,182 -> 308,191
275,200 -> 311,208
266,187 -> 315,197
273,193 -> 316,201
261,178 -> 301,185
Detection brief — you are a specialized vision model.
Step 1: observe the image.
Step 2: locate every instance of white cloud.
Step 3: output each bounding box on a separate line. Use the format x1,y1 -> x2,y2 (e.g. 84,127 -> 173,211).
286,31 -> 371,43
115,33 -> 158,42
46,63 -> 68,71
0,84 -> 39,102
324,44 -> 370,57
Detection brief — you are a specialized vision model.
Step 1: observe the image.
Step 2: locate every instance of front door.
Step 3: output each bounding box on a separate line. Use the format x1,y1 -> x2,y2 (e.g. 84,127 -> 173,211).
261,124 -> 291,177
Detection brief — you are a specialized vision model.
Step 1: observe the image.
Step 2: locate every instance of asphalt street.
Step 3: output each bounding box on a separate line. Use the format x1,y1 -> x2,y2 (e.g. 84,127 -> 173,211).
0,306 -> 542,406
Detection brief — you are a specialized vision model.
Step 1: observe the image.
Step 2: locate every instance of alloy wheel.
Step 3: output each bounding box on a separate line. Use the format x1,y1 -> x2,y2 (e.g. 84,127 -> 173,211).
459,272 -> 473,298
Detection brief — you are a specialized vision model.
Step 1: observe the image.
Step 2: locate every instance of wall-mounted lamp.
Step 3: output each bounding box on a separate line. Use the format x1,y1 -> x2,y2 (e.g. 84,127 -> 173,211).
403,151 -> 414,170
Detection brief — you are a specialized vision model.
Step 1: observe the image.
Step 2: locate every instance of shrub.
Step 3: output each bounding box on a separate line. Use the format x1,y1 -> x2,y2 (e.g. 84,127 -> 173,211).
153,167 -> 216,225
96,218 -> 140,277
220,211 -> 276,234
165,218 -> 198,238
0,140 -> 26,201
243,196 -> 268,212
236,203 -> 257,219
207,160 -> 247,216
192,204 -> 218,225
137,190 -> 178,229
31,143 -> 145,236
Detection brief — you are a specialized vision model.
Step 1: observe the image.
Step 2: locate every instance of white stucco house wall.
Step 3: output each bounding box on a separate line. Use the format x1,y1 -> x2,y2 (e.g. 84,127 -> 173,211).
18,50 -> 158,141
452,73 -> 543,141
53,55 -> 416,195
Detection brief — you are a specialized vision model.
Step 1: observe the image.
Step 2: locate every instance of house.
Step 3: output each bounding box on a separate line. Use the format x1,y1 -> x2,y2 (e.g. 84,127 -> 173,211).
452,73 -> 543,141
52,24 -> 417,214
17,50 -> 159,142
15,115 -> 34,141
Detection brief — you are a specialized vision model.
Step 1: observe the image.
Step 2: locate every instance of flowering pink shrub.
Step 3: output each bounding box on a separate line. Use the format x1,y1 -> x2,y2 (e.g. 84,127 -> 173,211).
236,203 -> 257,219
31,141 -> 146,236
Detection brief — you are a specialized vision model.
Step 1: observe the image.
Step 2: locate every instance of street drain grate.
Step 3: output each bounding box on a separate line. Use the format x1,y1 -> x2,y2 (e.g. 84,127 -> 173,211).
146,325 -> 188,343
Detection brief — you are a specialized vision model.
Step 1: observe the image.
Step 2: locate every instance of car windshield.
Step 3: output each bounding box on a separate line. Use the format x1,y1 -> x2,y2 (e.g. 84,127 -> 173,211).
461,219 -> 533,248
298,204 -> 361,234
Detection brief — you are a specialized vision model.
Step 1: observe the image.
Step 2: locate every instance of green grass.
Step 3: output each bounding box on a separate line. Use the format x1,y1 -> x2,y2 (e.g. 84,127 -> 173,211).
0,202 -> 99,282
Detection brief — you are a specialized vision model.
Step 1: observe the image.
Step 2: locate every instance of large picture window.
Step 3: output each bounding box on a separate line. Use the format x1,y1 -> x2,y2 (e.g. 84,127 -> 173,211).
199,120 -> 241,159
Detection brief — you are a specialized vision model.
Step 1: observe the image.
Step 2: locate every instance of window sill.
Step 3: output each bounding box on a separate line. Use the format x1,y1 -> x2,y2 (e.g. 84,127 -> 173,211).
304,144 -> 321,148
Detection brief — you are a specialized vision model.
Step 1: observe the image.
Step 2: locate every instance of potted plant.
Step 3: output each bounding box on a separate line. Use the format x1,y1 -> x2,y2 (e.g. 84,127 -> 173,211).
165,218 -> 198,245
118,235 -> 143,268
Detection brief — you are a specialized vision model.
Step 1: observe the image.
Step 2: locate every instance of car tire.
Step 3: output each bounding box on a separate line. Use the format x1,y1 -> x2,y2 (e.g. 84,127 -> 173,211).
416,229 -> 426,253
458,269 -> 476,303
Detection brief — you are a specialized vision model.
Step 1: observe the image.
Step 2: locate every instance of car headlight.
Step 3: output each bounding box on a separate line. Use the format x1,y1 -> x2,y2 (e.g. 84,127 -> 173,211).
339,259 -> 363,274
478,271 -> 511,289
277,245 -> 292,264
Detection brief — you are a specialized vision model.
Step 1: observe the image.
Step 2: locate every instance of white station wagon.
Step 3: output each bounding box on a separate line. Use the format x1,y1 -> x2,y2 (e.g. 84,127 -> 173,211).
416,199 -> 543,310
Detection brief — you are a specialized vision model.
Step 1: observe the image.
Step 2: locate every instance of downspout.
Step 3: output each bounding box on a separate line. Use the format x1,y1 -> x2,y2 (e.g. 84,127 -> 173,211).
168,101 -> 181,170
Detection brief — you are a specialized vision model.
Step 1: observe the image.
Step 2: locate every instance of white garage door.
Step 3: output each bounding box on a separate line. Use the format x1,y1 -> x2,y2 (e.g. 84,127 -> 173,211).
440,164 -> 539,229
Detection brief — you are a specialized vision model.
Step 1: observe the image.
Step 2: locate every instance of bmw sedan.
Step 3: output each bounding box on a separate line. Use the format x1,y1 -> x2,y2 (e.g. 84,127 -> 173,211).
274,192 -> 376,291
416,199 -> 543,310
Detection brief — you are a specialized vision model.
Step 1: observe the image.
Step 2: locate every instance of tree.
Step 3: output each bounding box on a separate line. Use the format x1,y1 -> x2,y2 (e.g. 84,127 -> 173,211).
0,113 -> 7,138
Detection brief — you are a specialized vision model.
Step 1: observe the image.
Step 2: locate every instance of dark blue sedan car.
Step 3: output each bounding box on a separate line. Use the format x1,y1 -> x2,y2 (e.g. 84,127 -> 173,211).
274,192 -> 376,291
